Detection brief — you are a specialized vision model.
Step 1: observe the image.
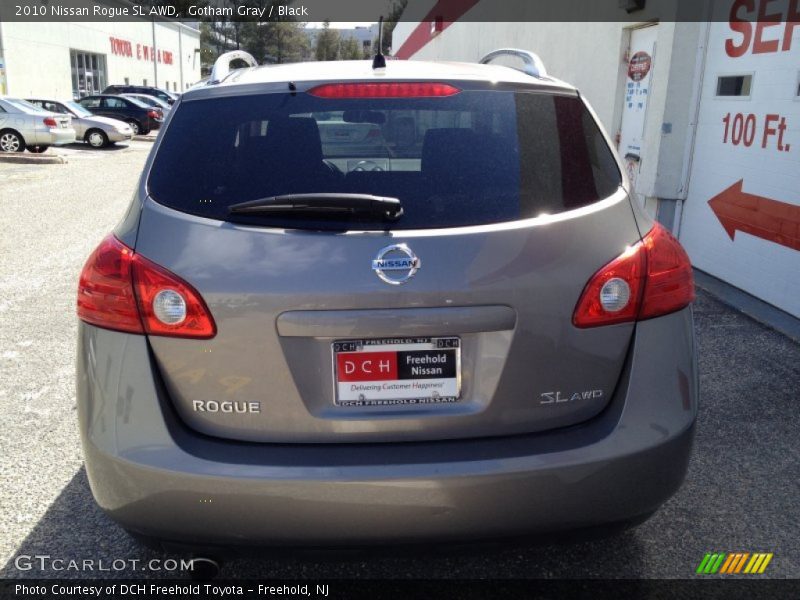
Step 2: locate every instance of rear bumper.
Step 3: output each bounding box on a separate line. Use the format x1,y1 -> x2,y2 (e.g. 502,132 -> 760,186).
34,127 -> 76,146
77,308 -> 698,545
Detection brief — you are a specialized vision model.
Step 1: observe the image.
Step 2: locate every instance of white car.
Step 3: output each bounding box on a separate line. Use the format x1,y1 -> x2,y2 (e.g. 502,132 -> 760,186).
0,96 -> 76,153
27,98 -> 133,148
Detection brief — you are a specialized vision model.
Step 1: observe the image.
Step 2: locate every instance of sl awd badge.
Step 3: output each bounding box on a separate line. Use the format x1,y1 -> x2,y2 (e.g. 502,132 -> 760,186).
372,244 -> 421,285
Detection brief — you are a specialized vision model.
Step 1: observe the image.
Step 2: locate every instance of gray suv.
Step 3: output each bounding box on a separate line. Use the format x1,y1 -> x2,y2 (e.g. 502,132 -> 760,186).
76,50 -> 697,550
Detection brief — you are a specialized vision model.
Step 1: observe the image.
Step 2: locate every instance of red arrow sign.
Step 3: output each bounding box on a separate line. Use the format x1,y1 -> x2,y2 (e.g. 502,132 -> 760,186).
708,180 -> 800,252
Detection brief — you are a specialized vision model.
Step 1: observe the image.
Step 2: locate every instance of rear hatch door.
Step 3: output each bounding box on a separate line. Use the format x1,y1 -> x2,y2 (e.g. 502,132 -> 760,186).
137,81 -> 639,443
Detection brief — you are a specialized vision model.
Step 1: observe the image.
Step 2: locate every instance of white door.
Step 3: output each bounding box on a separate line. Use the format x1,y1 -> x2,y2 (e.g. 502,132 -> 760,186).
618,24 -> 658,199
679,4 -> 800,318
85,72 -> 95,95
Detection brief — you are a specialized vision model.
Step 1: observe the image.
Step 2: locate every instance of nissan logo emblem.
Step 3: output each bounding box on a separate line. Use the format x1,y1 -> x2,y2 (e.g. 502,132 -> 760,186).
371,244 -> 421,285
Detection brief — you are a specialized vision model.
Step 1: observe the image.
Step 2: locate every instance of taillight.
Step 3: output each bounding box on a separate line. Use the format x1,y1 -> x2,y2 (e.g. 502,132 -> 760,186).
638,224 -> 696,319
148,110 -> 159,119
43,117 -> 58,127
573,223 -> 695,328
77,234 -> 216,338
131,252 -> 216,338
308,82 -> 461,98
77,236 -> 142,333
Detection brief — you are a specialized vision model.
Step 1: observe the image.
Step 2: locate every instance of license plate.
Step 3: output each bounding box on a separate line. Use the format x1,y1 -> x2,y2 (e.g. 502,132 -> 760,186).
332,337 -> 460,407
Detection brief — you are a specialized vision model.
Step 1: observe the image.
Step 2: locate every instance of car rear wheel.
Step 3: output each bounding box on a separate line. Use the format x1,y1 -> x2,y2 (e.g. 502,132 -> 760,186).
26,145 -> 49,153
126,120 -> 141,136
86,129 -> 109,148
0,130 -> 24,153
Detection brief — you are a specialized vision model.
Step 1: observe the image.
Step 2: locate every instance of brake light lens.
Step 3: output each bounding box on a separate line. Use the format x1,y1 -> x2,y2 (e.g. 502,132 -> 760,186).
43,117 -> 58,127
573,223 -> 695,328
77,236 -> 142,333
131,251 -> 216,338
639,224 -> 696,319
308,82 -> 461,98
148,110 -> 159,119
77,234 -> 216,338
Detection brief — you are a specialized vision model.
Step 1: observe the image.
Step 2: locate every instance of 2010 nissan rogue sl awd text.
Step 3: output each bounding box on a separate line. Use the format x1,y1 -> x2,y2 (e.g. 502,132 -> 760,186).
76,49 -> 698,550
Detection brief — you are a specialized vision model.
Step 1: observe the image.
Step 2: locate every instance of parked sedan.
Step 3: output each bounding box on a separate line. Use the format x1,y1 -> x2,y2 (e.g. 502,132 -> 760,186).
26,98 -> 133,148
121,93 -> 171,116
0,96 -> 75,152
76,95 -> 160,136
103,84 -> 177,105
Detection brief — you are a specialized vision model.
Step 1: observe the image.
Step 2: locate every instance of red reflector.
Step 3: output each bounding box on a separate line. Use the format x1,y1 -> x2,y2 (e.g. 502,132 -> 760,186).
308,82 -> 461,98
43,117 -> 58,127
573,223 -> 695,328
77,234 -> 216,338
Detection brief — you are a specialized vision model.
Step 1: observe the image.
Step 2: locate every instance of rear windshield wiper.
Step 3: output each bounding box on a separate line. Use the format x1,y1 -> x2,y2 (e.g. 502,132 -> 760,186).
228,193 -> 403,221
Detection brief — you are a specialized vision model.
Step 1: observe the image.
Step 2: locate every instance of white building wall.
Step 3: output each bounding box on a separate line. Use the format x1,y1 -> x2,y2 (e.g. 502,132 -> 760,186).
393,2 -> 800,317
395,21 -> 626,130
0,21 -> 200,98
392,17 -> 706,205
678,14 -> 800,318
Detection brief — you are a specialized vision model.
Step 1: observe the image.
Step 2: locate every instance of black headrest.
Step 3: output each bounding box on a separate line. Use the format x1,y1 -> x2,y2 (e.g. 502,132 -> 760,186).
421,128 -> 480,174
265,117 -> 324,167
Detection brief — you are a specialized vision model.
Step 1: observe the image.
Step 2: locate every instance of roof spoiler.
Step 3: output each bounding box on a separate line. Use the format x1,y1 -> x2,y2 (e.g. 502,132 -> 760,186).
479,48 -> 548,79
208,50 -> 258,85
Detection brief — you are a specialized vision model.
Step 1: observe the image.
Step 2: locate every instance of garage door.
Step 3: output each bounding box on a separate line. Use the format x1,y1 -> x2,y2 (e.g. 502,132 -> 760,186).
679,4 -> 800,318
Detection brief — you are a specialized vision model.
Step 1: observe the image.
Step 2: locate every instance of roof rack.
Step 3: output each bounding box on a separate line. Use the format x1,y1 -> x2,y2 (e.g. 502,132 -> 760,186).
479,48 -> 548,79
208,50 -> 258,85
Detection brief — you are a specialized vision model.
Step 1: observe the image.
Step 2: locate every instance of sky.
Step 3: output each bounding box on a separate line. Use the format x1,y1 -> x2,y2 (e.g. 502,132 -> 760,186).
304,22 -> 377,29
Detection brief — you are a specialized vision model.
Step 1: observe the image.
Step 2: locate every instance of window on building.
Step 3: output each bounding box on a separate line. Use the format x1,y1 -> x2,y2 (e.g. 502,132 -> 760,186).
716,75 -> 752,97
70,50 -> 107,98
124,77 -> 130,85
173,82 -> 177,91
143,78 -> 148,85
363,40 -> 371,50
164,81 -> 169,91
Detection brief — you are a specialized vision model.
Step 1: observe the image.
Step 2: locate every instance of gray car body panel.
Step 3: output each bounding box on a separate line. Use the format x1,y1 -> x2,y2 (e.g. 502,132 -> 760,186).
78,305 -> 697,544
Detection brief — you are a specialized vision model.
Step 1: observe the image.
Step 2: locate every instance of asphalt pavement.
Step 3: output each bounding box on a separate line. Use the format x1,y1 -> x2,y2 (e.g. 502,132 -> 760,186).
0,142 -> 798,580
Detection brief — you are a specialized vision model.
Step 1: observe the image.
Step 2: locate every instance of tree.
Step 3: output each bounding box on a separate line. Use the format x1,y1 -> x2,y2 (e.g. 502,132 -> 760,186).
373,0 -> 408,55
241,21 -> 311,64
314,21 -> 340,61
339,37 -> 362,61
264,22 -> 311,63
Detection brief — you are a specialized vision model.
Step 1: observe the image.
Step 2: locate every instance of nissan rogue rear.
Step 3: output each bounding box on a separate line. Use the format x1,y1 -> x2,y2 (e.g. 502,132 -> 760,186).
76,51 -> 698,548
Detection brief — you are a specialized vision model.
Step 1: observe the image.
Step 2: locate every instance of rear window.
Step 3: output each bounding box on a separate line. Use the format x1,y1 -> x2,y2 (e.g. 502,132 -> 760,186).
148,89 -> 620,230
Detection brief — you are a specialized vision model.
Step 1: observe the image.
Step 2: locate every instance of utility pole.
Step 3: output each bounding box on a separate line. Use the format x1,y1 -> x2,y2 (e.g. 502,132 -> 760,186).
177,23 -> 184,91
151,18 -> 158,87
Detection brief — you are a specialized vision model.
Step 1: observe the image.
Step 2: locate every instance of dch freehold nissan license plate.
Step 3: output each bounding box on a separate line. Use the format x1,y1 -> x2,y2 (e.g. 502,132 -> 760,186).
332,337 -> 461,407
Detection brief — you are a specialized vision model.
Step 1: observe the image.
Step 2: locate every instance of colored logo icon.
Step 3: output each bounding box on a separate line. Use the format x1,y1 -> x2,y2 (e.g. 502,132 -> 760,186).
696,553 -> 773,575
